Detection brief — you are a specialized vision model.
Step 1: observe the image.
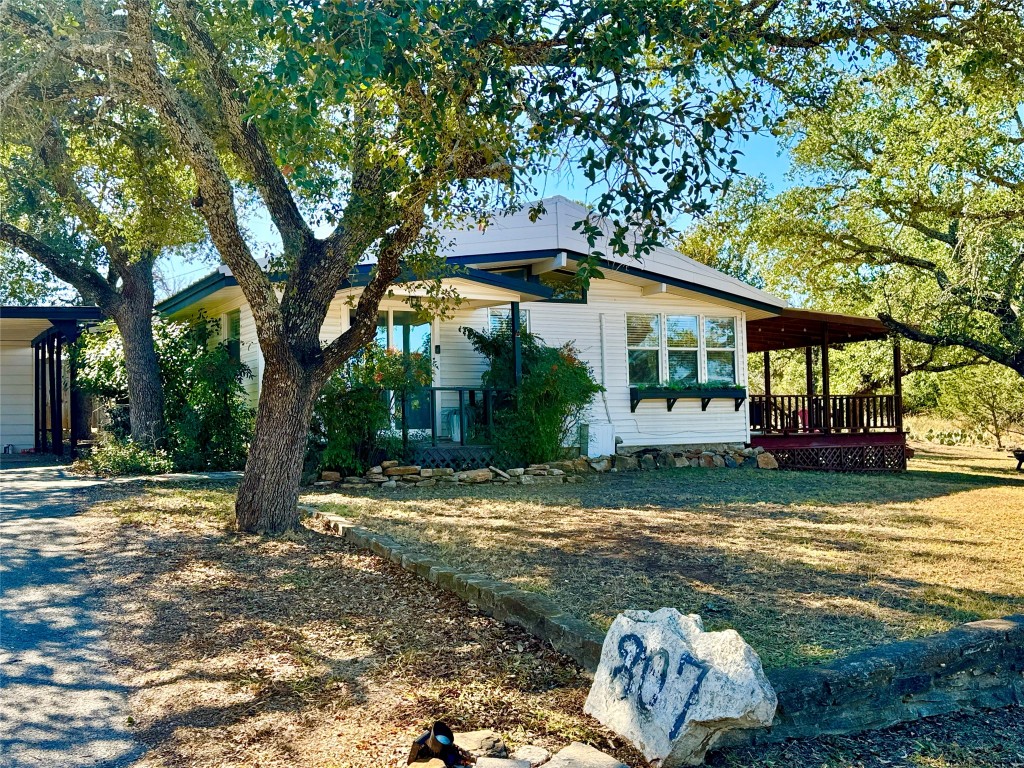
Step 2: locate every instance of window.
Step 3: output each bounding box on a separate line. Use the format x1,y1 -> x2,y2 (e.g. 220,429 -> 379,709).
489,306 -> 530,333
666,315 -> 699,386
625,313 -> 739,386
226,309 -> 241,364
626,313 -> 660,386
705,317 -> 736,384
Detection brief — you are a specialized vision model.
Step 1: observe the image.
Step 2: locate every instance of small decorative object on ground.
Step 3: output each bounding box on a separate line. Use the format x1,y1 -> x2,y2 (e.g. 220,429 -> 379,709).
408,721 -> 472,767
584,608 -> 776,766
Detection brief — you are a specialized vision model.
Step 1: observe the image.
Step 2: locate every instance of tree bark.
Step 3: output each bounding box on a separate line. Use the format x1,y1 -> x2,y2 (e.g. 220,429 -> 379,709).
109,261 -> 164,448
234,361 -> 319,533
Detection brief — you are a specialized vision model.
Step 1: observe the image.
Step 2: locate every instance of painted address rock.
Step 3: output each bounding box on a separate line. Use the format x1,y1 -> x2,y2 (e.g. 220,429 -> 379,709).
583,608 -> 776,766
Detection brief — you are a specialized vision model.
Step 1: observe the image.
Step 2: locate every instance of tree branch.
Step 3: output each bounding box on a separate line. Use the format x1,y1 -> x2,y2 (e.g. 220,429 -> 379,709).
120,0 -> 286,362
0,221 -> 117,309
165,0 -> 313,257
879,312 -> 1023,376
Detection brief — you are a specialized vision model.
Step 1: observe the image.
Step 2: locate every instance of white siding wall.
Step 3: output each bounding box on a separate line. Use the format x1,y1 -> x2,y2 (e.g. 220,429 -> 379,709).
0,320 -> 49,451
434,280 -> 750,447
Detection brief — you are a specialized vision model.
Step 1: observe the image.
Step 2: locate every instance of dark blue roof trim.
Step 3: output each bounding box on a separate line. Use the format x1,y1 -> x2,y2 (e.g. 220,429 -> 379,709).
0,305 -> 104,321
156,271 -> 236,315
157,262 -> 552,315
448,250 -> 780,313
591,257 -> 781,314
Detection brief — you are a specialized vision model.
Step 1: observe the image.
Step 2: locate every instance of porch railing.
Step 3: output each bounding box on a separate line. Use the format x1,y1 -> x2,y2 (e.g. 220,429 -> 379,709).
397,386 -> 512,449
749,394 -> 901,435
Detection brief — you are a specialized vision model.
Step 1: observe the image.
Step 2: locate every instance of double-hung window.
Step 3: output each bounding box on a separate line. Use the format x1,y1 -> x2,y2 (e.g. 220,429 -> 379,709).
666,315 -> 699,386
626,313 -> 738,386
626,314 -> 661,386
704,317 -> 737,383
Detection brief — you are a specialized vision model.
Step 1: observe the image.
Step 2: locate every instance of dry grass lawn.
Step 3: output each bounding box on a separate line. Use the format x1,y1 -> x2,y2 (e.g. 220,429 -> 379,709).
83,485 -> 645,768
77,463 -> 1024,768
306,442 -> 1024,669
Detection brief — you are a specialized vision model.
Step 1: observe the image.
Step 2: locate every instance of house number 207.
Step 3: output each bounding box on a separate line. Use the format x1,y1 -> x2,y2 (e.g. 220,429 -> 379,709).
610,633 -> 711,740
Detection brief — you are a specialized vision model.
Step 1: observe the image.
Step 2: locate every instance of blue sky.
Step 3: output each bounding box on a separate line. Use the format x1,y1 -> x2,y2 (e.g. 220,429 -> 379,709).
157,132 -> 793,299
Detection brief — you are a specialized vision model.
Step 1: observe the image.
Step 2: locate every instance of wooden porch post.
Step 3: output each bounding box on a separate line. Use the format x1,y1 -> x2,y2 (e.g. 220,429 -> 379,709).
48,334 -> 63,455
893,336 -> 904,432
804,346 -> 815,396
762,350 -> 771,399
510,302 -> 522,388
34,341 -> 43,453
821,324 -> 832,434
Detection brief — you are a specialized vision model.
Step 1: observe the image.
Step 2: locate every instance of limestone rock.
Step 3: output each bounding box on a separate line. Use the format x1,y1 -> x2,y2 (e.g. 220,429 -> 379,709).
367,465 -> 383,475
420,468 -> 434,477
458,468 -> 494,483
489,466 -> 512,480
756,452 -> 779,470
345,476 -> 366,484
711,454 -> 725,468
614,455 -> 639,472
507,467 -> 525,477
657,451 -> 676,469
455,729 -> 507,758
583,608 -> 776,767
698,454 -> 716,468
519,474 -> 535,485
382,480 -> 397,489
381,460 -> 400,468
385,465 -> 421,476
476,759 -> 531,768
512,745 -> 552,766
545,743 -> 627,768
640,454 -> 657,471
589,457 -> 612,473
416,478 -> 437,487
320,470 -> 342,482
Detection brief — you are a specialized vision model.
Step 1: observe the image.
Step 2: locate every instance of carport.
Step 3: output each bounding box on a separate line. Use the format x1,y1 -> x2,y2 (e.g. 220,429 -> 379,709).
0,306 -> 103,456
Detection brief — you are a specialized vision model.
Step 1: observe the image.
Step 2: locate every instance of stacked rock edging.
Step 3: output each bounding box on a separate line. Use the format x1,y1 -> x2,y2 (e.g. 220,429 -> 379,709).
721,613 -> 1024,746
314,445 -> 779,489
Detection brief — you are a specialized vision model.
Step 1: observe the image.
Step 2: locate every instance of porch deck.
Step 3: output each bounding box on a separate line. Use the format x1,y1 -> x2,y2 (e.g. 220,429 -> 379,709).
749,393 -> 907,471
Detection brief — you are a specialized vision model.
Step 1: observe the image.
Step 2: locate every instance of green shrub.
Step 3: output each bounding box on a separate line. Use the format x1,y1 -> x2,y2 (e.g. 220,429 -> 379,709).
75,315 -> 255,472
461,326 -> 602,466
307,345 -> 432,478
72,436 -> 174,477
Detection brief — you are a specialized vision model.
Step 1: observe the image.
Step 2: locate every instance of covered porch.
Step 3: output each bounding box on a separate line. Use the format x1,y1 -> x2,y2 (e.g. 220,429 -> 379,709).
746,308 -> 908,472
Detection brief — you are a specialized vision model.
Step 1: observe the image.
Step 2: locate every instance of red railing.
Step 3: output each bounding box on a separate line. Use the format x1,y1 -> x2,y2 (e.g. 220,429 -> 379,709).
749,394 -> 901,434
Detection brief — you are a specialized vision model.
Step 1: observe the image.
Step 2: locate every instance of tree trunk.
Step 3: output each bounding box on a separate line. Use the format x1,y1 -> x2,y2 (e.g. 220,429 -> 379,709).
234,361 -> 318,533
114,304 -> 164,448
110,261 -> 165,448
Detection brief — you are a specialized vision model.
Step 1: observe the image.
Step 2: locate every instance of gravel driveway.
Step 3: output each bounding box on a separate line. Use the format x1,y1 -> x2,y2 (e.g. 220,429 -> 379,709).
1,464 -> 141,768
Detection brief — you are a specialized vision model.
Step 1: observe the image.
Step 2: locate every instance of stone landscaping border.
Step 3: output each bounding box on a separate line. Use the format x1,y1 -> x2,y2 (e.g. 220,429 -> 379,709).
310,508 -> 1024,747
314,444 -> 778,490
724,613 -> 1024,745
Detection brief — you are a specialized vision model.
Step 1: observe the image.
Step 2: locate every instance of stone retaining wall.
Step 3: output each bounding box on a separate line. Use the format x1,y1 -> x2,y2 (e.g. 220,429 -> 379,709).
311,509 -> 1024,748
315,445 -> 778,489
724,614 -> 1024,745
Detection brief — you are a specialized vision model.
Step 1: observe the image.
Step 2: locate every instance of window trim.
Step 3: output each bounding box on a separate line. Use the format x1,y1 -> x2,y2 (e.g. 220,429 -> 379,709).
625,312 -> 741,386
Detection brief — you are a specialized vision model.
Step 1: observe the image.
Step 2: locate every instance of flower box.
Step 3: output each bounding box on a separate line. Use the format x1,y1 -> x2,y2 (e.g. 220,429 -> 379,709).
629,386 -> 748,413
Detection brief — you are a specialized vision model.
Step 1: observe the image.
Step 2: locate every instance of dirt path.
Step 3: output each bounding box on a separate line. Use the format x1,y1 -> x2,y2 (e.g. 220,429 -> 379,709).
0,465 -> 141,768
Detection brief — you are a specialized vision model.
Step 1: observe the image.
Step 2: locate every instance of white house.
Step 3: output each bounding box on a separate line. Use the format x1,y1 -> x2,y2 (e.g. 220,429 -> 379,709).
159,197 -> 787,453
1,197 -> 906,470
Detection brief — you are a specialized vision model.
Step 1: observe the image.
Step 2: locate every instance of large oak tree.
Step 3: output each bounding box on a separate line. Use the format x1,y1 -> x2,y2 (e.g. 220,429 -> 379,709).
0,88 -> 206,446
2,0 -> 1011,531
737,51 -> 1024,377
